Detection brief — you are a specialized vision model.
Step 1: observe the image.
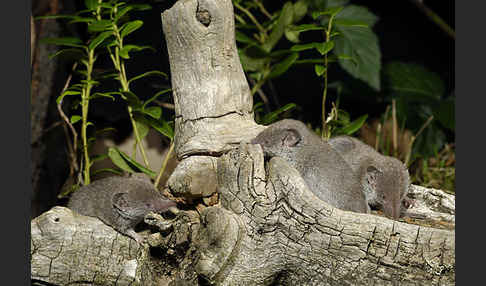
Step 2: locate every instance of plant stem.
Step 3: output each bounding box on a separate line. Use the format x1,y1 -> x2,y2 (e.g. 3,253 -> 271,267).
234,2 -> 267,39
155,141 -> 174,189
404,115 -> 434,167
409,0 -> 455,40
253,0 -> 273,20
321,16 -> 335,139
392,99 -> 398,157
375,123 -> 382,151
250,79 -> 264,95
81,50 -> 95,185
110,20 -> 151,169
57,63 -> 79,175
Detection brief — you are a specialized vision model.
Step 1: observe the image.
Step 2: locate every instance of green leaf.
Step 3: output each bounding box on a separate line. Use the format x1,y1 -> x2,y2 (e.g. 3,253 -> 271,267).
115,6 -> 134,22
238,49 -> 270,72
34,15 -> 77,20
328,54 -> 355,63
80,79 -> 100,86
48,48 -> 85,60
261,103 -> 297,124
94,72 -> 119,80
89,92 -> 118,101
40,37 -> 85,49
119,45 -> 154,59
115,3 -> 151,22
334,19 -> 369,28
57,182 -> 80,199
333,5 -> 381,90
289,24 -> 326,32
134,116 -> 150,140
383,62 -> 444,102
91,168 -> 124,176
335,114 -> 368,135
120,20 -> 143,38
268,53 -> 299,79
269,49 -> 294,58
433,97 -> 455,131
143,89 -> 172,109
291,42 -> 318,52
293,0 -> 308,23
262,2 -> 294,52
128,70 -> 168,86
143,106 -> 162,119
88,31 -> 113,51
314,64 -> 326,76
334,5 -> 379,27
113,148 -> 153,176
90,154 -> 109,165
56,90 -> 81,105
284,28 -> 301,43
120,91 -> 142,109
294,58 -> 324,65
327,0 -> 350,6
87,19 -> 113,32
146,117 -> 174,140
253,102 -> 265,113
108,147 -> 156,177
412,123 -> 446,159
67,16 -> 96,24
330,31 -> 341,38
316,41 -> 334,55
84,0 -> 98,10
70,115 -> 82,124
235,31 -> 259,45
244,45 -> 271,58
312,7 -> 344,19
293,41 -> 335,56
95,127 -> 117,136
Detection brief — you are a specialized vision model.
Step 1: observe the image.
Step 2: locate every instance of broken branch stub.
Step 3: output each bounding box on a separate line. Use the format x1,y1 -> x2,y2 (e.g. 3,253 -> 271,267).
193,144 -> 455,285
161,0 -> 265,159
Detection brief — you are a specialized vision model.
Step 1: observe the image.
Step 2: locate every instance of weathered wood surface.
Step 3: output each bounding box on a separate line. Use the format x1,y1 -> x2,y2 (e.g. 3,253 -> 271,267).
31,207 -> 145,285
192,143 -> 455,285
31,207 -> 200,286
31,144 -> 455,285
161,0 -> 265,159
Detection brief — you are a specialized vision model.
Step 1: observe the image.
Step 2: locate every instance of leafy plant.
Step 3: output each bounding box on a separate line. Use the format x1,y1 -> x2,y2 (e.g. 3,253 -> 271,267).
254,102 -> 298,125
234,1 -> 378,138
383,61 -> 454,162
38,0 -> 174,189
234,0 -> 307,98
94,1 -> 169,171
288,5 -> 371,139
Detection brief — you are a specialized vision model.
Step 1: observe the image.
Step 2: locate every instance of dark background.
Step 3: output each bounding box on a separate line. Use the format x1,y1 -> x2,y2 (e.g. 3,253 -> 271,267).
61,0 -> 455,130
128,0 -> 455,128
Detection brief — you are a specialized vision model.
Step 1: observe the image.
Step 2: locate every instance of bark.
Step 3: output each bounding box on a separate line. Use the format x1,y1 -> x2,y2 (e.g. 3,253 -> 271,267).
193,144 -> 455,285
160,0 -> 265,159
30,0 -> 455,285
31,3 -> 69,218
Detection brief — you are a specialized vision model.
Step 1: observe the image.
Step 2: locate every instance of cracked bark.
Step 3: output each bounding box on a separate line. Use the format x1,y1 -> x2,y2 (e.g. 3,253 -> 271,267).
30,0 -> 454,285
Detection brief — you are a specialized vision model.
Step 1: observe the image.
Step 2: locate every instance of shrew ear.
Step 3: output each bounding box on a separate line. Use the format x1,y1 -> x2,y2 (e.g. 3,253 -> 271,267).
329,136 -> 355,153
113,192 -> 129,212
282,129 -> 301,147
365,165 -> 382,188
